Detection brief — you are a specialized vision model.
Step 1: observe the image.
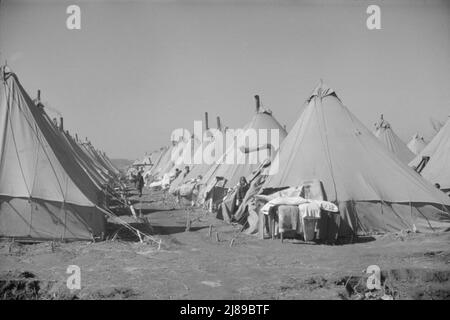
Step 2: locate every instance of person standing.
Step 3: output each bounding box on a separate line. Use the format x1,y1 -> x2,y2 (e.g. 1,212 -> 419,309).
137,171 -> 144,197
236,176 -> 250,207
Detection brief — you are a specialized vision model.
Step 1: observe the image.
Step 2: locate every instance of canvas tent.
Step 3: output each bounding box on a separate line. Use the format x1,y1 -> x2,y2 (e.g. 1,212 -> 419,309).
201,99 -> 287,193
262,83 -> 450,235
81,142 -> 117,178
373,115 -> 415,164
147,133 -> 201,183
144,145 -> 173,180
64,132 -> 118,184
63,131 -> 109,188
0,68 -> 107,240
142,147 -> 167,178
409,117 -> 450,191
407,133 -> 427,155
169,114 -> 227,192
176,130 -> 223,186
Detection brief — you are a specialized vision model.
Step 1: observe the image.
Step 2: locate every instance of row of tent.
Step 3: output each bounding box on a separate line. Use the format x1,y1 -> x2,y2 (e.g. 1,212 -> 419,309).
372,113 -> 449,192
135,97 -> 287,190
0,66 -> 121,241
139,82 -> 450,236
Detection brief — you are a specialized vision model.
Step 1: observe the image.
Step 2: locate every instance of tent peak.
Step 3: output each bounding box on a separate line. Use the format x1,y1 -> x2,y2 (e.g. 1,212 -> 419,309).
307,81 -> 338,102
374,114 -> 391,130
1,65 -> 13,82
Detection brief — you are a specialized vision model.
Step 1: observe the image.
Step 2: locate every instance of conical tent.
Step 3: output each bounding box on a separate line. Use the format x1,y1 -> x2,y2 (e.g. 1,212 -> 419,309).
146,142 -> 184,179
149,148 -> 169,167
154,141 -> 185,178
0,68 -> 106,240
144,146 -> 172,178
150,134 -> 201,181
167,135 -> 204,191
407,133 -> 427,155
373,115 -> 415,164
171,134 -> 202,173
143,147 -> 167,178
409,118 -> 450,191
178,130 -> 224,184
202,109 -> 287,192
263,83 -> 450,235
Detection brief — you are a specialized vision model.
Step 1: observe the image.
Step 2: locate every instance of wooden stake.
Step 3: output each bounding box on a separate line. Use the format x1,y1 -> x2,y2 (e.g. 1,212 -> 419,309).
185,210 -> 191,232
215,232 -> 220,242
8,238 -> 14,253
208,225 -> 212,237
229,238 -> 235,247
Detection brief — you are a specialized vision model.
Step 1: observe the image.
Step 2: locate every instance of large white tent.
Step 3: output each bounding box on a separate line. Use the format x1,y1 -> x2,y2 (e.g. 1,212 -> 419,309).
409,117 -> 450,191
263,83 -> 450,235
0,68 -> 107,240
373,115 -> 415,164
201,105 -> 287,193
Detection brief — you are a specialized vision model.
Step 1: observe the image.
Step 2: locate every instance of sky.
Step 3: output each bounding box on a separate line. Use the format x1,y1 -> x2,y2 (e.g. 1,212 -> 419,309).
1,0 -> 449,159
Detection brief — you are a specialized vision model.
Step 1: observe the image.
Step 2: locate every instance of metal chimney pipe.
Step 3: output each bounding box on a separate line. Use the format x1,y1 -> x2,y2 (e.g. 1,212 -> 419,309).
37,90 -> 41,101
205,112 -> 209,130
254,95 -> 260,113
59,117 -> 64,131
216,116 -> 222,131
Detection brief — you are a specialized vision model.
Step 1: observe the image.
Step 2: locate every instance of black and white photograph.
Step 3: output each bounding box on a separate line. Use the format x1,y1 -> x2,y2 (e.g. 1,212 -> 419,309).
0,0 -> 450,307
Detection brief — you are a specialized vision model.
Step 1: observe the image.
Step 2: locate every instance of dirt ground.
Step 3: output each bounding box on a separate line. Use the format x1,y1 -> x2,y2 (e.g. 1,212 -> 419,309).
1,188 -> 450,300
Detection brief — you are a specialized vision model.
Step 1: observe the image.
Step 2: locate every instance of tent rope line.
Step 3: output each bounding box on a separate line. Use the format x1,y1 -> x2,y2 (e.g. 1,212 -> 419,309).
96,205 -> 161,248
316,95 -> 339,202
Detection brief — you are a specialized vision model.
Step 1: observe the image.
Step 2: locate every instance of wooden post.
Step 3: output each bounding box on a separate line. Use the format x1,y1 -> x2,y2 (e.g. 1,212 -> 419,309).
208,225 -> 212,237
269,214 -> 274,240
254,95 -> 260,113
216,116 -> 222,131
229,238 -> 235,247
215,232 -> 220,242
185,209 -> 191,232
204,112 -> 209,130
258,209 -> 264,240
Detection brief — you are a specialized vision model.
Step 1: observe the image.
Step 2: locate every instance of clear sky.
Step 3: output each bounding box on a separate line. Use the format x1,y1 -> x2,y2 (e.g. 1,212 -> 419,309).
1,0 -> 449,159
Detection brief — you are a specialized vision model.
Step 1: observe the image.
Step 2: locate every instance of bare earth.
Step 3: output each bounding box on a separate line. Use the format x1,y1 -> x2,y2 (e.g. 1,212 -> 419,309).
1,189 -> 450,300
